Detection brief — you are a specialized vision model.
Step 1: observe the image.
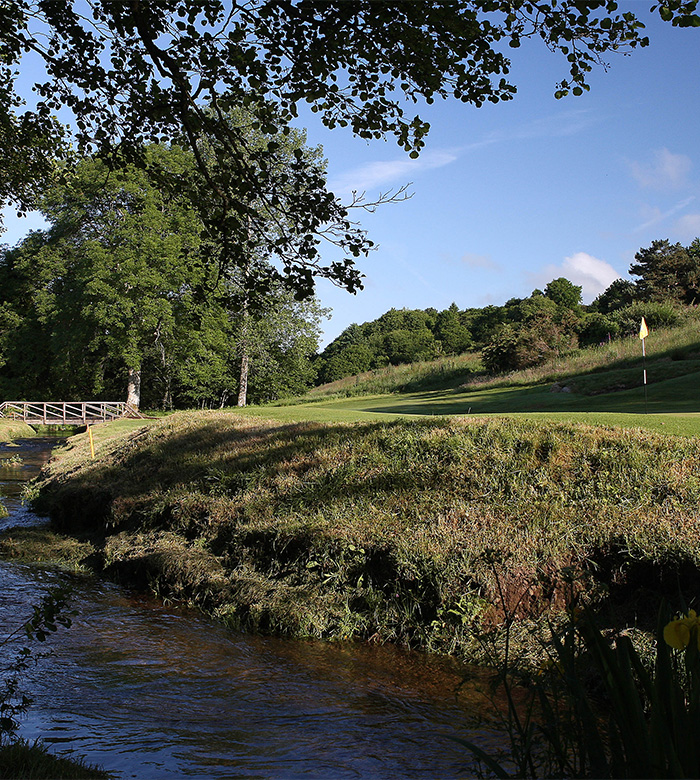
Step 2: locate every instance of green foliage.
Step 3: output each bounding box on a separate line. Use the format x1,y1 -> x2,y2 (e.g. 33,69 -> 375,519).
317,307 -> 450,383
0,2 -> 656,294
653,0 -> 700,27
544,277 -> 583,311
630,239 -> 700,304
591,279 -> 638,314
577,312 -> 619,347
435,303 -> 473,356
459,585 -> 700,778
612,301 -> 688,337
482,315 -> 577,375
0,141 -> 328,407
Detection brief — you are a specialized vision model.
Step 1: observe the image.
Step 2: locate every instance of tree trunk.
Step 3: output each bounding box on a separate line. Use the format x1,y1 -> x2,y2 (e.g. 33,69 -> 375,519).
237,348 -> 249,407
126,366 -> 141,410
237,295 -> 250,407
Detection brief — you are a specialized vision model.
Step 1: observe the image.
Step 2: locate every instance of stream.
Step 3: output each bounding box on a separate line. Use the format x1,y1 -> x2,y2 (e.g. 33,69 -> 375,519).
0,437 -> 506,779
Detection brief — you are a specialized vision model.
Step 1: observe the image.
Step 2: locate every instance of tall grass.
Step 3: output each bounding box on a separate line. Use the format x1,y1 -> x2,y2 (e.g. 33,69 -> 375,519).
25,412 -> 700,662
301,352 -> 483,400
463,318 -> 700,395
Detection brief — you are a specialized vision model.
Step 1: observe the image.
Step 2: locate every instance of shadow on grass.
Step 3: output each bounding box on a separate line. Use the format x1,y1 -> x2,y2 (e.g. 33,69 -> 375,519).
349,370 -> 700,417
44,415 -> 434,507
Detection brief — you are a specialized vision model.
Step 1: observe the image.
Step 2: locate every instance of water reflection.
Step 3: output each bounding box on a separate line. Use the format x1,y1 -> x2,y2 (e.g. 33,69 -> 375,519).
1,438 -> 505,779
0,437 -> 61,527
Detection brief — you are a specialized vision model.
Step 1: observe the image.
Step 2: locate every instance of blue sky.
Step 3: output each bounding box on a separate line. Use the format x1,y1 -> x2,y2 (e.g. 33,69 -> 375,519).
2,5 -> 699,348
300,7 -> 700,346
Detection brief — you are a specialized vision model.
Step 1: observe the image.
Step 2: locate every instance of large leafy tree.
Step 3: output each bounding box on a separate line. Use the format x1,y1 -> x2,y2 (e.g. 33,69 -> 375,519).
0,148 -> 203,405
4,0 -> 691,296
0,142 -> 329,406
164,281 -> 327,408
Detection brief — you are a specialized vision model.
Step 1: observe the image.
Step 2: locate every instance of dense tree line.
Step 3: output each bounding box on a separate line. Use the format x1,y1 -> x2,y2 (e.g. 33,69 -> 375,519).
0,139 -> 328,409
316,238 -> 700,382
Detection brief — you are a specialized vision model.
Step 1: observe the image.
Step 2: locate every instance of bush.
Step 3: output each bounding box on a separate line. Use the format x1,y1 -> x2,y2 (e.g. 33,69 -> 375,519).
578,312 -> 620,347
481,317 -> 576,374
613,301 -> 687,337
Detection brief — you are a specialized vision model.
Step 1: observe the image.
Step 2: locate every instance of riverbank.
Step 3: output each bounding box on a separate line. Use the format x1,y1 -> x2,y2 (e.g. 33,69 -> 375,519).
0,740 -> 110,779
8,410 -> 697,665
0,420 -> 37,442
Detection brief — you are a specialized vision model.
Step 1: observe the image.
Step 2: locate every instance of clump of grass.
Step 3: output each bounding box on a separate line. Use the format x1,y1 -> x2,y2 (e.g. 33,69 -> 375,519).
0,528 -> 96,572
29,411 -> 700,660
0,421 -> 35,443
0,739 -> 109,779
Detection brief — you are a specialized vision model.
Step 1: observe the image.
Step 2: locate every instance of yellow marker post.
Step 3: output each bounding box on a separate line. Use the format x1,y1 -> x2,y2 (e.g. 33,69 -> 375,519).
88,425 -> 95,459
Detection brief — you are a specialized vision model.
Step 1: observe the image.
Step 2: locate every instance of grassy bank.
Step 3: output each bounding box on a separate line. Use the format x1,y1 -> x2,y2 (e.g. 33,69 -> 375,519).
0,740 -> 109,779
0,420 -> 36,442
15,411 -> 700,664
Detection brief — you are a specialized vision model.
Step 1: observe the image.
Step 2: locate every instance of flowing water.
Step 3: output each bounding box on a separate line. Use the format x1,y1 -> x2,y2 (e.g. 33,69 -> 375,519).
0,438 -> 506,779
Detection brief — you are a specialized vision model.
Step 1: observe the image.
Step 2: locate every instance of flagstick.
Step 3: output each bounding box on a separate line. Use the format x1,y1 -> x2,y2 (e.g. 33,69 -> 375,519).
639,317 -> 649,415
642,336 -> 648,415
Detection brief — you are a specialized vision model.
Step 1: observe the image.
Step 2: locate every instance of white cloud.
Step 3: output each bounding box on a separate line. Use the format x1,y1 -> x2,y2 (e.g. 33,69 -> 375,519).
460,252 -> 500,270
329,149 -> 458,195
329,109 -> 597,196
634,196 -> 696,232
530,252 -> 622,303
488,109 -> 598,144
675,213 -> 700,240
627,148 -> 692,190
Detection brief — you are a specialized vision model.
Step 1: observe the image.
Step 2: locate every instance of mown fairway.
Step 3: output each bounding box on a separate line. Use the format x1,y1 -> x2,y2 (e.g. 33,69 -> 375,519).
239,370 -> 700,437
242,320 -> 700,435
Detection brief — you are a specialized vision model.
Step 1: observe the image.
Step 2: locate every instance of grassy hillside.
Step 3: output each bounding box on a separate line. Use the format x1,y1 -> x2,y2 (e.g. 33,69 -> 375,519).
306,318 -> 699,398
255,319 -> 700,434
13,411 -> 700,665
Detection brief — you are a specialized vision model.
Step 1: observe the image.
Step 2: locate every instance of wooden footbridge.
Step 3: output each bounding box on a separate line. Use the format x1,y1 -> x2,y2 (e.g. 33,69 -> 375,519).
0,401 -> 143,425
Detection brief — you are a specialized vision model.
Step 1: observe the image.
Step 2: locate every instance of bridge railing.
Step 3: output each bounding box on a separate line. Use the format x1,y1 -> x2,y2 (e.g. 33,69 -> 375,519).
0,401 -> 142,423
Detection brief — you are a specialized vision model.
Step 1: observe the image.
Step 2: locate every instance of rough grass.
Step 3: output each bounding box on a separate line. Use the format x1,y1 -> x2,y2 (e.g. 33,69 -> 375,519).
0,420 -> 36,443
22,411 -> 700,663
302,352 -> 483,400
0,527 -> 96,572
0,740 -> 109,779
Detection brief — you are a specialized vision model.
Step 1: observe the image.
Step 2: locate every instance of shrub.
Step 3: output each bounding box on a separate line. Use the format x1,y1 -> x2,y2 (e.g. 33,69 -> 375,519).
578,312 -> 620,347
613,301 -> 687,337
482,317 -> 576,374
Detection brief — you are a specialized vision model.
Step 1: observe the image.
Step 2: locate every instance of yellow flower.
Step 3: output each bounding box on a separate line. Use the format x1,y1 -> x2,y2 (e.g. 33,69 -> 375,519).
664,619 -> 691,649
664,610 -> 700,650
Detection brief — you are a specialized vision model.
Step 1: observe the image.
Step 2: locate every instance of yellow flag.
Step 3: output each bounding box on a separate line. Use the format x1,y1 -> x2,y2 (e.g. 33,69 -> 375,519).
639,317 -> 649,340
